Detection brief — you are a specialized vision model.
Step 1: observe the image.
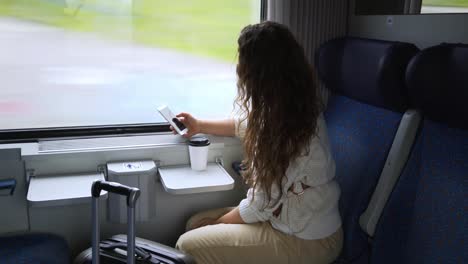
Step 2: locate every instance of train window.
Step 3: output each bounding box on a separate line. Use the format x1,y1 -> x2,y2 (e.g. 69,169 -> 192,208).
421,0 -> 468,13
0,0 -> 261,141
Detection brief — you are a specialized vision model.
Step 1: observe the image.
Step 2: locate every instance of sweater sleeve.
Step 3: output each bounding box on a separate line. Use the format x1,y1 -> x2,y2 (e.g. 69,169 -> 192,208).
238,188 -> 273,223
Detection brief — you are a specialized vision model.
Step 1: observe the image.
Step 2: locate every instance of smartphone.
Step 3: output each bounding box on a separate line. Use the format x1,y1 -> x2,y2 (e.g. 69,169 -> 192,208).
157,105 -> 188,135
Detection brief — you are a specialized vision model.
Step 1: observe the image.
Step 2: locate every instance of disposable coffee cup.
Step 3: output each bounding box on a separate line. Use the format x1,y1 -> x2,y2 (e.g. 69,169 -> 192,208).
188,136 -> 210,171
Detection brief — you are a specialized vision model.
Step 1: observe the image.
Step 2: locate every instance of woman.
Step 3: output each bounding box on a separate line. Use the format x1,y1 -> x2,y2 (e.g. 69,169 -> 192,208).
174,21 -> 342,264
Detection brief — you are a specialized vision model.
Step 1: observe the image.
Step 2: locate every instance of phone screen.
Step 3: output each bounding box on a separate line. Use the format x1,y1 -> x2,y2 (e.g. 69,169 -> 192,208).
172,117 -> 187,131
157,105 -> 188,135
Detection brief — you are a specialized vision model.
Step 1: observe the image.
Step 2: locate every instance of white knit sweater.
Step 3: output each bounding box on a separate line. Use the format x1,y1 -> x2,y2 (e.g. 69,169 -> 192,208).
235,115 -> 342,240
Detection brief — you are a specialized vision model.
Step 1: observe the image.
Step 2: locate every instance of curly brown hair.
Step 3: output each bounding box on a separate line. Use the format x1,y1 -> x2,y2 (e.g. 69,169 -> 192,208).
235,21 -> 322,207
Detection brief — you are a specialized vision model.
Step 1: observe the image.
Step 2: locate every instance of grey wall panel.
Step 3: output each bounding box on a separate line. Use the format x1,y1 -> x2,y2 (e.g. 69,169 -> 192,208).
0,148 -> 21,161
349,0 -> 468,48
0,149 -> 29,234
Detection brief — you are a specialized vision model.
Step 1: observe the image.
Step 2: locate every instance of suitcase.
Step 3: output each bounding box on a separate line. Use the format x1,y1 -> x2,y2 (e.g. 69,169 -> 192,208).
74,180 -> 195,264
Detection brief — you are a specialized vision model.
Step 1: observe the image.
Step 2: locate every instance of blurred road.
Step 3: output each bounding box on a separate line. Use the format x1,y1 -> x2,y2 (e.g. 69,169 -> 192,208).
0,18 -> 237,130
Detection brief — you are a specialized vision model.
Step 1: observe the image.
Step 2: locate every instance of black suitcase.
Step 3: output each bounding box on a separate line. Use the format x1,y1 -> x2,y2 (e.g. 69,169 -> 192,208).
74,180 -> 195,264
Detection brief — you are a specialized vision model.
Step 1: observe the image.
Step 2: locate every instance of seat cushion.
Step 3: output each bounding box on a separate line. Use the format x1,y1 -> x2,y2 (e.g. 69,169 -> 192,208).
371,119 -> 467,263
371,42 -> 468,264
0,233 -> 70,264
324,95 -> 403,262
317,37 -> 418,263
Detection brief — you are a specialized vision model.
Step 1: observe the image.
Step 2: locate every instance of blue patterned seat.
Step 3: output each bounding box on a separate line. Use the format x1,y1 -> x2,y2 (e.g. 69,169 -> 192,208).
370,43 -> 468,264
0,233 -> 70,264
316,37 -> 419,263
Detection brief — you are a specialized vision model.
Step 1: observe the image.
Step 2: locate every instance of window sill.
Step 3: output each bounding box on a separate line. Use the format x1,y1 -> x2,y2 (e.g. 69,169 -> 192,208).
0,133 -> 241,157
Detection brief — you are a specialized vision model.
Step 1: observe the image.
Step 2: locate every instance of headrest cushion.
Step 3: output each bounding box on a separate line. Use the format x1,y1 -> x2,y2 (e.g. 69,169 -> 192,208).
316,37 -> 419,112
406,43 -> 468,129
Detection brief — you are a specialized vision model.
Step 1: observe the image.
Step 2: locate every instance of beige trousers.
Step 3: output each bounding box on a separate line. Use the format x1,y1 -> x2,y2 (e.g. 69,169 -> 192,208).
175,207 -> 343,264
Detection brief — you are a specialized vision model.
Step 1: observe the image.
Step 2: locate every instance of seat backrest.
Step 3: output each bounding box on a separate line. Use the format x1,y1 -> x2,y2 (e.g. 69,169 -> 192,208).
371,43 -> 468,263
0,233 -> 70,264
316,37 -> 419,262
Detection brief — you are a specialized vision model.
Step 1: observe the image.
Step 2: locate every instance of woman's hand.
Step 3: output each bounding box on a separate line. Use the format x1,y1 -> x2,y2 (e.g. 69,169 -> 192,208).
188,207 -> 245,230
170,113 -> 236,137
171,112 -> 201,138
191,217 -> 219,229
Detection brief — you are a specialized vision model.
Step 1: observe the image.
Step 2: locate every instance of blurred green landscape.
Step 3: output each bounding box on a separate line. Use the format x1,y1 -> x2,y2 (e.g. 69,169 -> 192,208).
0,0 -> 259,62
423,0 -> 468,7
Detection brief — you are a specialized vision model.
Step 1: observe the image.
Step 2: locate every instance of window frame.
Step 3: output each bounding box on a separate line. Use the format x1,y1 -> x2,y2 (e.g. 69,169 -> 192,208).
0,124 -> 170,143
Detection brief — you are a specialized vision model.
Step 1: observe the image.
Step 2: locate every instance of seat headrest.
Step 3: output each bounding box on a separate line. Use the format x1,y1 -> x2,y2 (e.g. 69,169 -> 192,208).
406,43 -> 468,130
316,37 -> 419,112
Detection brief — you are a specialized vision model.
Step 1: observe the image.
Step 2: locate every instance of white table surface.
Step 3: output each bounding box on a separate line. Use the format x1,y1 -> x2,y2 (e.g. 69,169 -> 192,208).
159,163 -> 235,195
27,173 -> 107,207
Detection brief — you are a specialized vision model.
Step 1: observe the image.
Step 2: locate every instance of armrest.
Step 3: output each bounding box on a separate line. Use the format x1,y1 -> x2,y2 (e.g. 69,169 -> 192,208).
0,178 -> 17,196
232,161 -> 245,176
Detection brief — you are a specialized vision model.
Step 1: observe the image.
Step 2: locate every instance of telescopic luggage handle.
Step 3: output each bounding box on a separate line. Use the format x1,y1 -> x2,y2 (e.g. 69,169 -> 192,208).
92,180 -> 140,208
91,180 -> 140,264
